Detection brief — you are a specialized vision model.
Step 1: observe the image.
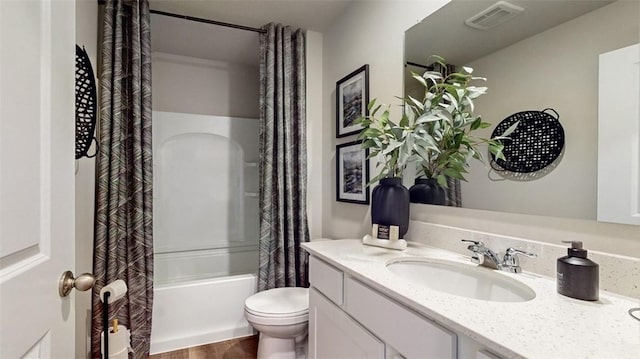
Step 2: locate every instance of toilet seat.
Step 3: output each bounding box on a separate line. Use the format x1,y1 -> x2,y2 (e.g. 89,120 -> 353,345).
245,310 -> 308,326
245,287 -> 309,325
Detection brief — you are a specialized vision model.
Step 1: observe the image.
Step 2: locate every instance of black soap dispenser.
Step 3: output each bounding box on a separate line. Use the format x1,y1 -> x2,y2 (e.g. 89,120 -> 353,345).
557,240 -> 599,301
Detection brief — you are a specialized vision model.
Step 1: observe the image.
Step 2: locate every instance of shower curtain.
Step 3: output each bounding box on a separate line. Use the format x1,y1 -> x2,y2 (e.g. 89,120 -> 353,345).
258,23 -> 310,291
91,0 -> 153,358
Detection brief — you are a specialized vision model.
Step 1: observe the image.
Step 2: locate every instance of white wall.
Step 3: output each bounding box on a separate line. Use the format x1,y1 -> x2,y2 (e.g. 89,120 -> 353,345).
321,0 -> 449,239
152,52 -> 260,118
410,204 -> 640,258
306,30 -> 324,239
75,1 -> 98,358
462,0 -> 639,220
152,31 -> 324,239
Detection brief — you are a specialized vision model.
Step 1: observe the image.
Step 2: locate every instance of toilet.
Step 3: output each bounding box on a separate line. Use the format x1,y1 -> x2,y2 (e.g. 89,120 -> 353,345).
244,287 -> 309,359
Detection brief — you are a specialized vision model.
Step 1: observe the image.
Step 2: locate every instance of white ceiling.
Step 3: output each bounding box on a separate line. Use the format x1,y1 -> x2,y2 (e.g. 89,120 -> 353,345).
149,0 -> 352,65
405,0 -> 615,67
151,14 -> 261,66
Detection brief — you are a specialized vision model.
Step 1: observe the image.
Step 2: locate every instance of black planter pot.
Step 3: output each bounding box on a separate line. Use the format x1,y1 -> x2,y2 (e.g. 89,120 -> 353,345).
409,178 -> 446,205
371,177 -> 410,238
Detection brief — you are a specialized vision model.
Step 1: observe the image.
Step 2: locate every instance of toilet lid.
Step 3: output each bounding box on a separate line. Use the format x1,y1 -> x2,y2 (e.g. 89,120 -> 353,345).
245,287 -> 309,318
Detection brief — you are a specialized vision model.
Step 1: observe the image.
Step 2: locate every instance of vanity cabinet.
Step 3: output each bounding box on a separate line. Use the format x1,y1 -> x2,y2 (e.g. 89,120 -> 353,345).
344,277 -> 456,358
309,288 -> 385,358
308,255 -> 502,359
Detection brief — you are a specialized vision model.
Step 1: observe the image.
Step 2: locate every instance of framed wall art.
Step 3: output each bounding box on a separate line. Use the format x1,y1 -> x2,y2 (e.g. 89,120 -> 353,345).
336,140 -> 370,204
336,64 -> 369,138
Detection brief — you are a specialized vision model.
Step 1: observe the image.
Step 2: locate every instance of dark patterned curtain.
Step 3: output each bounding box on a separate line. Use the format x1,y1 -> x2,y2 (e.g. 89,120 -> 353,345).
435,63 -> 462,207
445,176 -> 461,207
92,0 -> 153,358
258,23 -> 310,291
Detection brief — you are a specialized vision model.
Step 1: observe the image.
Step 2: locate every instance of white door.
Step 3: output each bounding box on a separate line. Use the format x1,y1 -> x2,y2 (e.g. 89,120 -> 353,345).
0,0 -> 76,357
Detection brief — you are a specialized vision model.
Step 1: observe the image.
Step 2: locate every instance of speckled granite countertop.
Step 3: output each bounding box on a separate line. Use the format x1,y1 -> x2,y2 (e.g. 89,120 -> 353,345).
302,239 -> 640,359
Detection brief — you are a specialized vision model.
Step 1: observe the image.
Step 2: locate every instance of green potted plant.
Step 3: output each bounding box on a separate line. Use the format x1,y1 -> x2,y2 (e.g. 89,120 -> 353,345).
404,56 -> 514,204
356,102 -> 415,238
358,55 -> 515,214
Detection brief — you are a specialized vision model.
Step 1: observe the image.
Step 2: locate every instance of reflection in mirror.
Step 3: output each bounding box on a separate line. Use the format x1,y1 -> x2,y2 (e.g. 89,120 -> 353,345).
404,0 -> 639,223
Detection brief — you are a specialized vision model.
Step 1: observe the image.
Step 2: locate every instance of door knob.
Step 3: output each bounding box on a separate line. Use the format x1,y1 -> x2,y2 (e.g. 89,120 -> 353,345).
59,270 -> 96,297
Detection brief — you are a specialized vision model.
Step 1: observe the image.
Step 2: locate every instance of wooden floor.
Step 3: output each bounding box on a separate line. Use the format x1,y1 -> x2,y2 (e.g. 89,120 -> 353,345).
149,336 -> 258,359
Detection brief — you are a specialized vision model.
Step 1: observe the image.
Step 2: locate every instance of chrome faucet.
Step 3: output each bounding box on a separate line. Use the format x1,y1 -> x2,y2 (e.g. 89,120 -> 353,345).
461,240 -> 537,273
461,239 -> 502,269
502,247 -> 538,273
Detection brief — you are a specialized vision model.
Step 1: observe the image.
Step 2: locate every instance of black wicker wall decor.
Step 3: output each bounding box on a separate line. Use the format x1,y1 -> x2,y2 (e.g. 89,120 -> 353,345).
75,45 -> 98,159
490,108 -> 565,174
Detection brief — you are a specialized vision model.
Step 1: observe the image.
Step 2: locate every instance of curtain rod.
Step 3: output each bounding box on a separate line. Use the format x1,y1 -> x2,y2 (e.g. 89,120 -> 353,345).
405,61 -> 432,70
96,2 -> 266,34
150,9 -> 266,34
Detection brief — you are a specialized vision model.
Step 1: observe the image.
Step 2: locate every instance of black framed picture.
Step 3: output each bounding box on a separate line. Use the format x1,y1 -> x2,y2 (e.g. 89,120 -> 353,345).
336,64 -> 369,138
336,140 -> 370,204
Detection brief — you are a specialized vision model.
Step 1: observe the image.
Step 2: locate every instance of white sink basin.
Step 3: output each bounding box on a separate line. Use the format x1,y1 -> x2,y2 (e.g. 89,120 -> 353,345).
387,257 -> 536,302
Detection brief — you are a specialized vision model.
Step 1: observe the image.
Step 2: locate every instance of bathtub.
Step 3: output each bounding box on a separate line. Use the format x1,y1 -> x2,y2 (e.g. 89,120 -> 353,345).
149,273 -> 257,354
150,111 -> 260,354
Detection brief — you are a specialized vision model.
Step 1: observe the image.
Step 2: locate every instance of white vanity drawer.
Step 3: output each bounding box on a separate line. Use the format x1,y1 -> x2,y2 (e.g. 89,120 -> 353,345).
309,256 -> 344,305
309,288 -> 384,359
345,277 -> 457,359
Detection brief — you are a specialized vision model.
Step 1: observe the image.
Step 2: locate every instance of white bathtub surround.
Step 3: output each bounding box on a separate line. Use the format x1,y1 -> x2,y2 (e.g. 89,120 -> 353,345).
406,220 -> 640,299
152,111 -> 260,257
154,246 -> 257,285
149,274 -> 257,355
151,111 -> 260,354
302,240 -> 640,358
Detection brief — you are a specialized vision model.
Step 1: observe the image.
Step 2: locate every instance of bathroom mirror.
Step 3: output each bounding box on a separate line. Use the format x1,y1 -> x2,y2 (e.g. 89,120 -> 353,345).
404,0 -> 639,222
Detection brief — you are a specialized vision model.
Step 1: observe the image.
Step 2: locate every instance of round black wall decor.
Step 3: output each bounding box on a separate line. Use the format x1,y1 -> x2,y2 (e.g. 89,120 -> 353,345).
490,108 -> 565,174
75,45 -> 98,159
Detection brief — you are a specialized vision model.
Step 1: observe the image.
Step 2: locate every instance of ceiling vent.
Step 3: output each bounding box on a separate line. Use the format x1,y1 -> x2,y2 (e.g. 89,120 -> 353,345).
465,1 -> 524,30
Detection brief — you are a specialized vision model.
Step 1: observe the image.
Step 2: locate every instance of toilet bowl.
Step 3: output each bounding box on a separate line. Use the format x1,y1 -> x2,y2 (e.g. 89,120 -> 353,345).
244,287 -> 309,359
